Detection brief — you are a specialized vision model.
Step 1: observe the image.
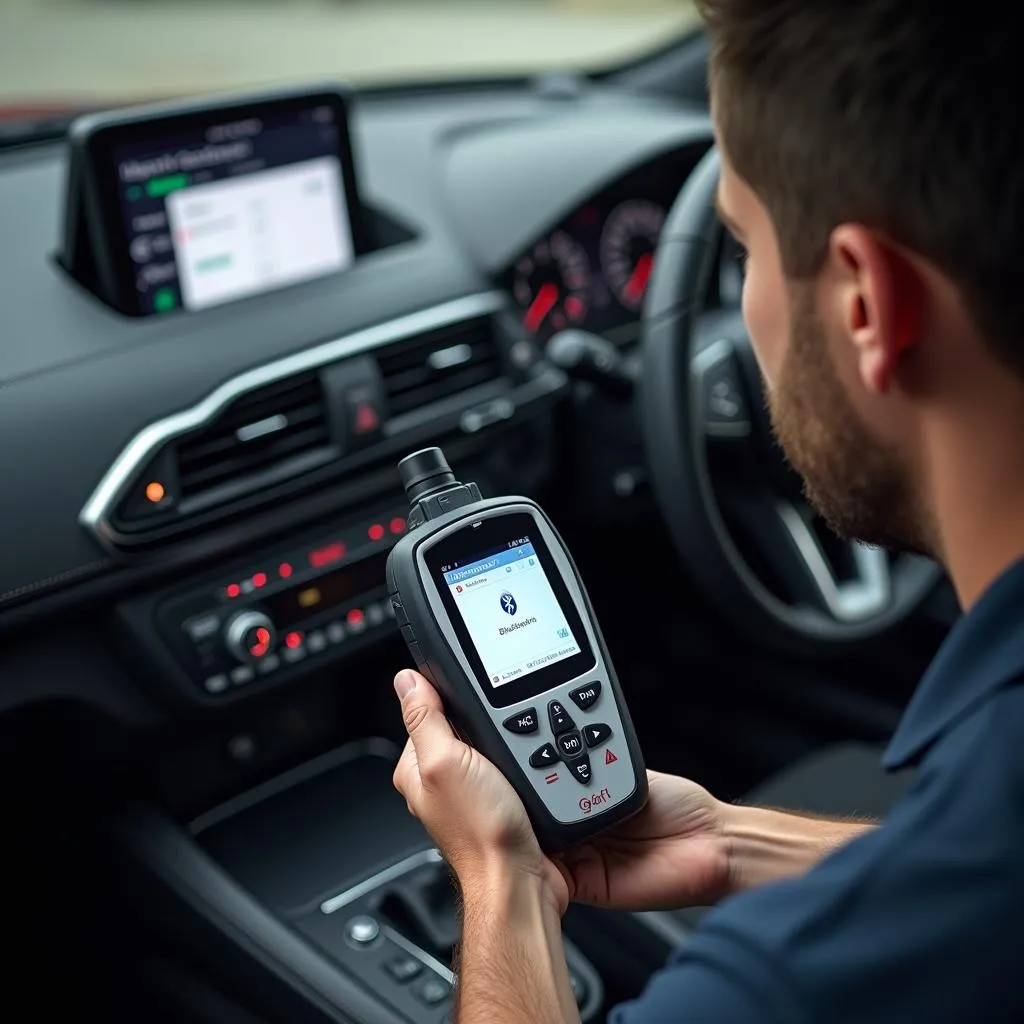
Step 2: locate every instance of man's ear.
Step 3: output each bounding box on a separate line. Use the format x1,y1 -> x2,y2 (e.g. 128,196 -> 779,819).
827,225 -> 924,394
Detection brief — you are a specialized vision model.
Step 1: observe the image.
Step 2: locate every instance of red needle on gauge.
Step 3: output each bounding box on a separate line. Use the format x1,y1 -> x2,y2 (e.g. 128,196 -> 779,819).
524,282 -> 559,333
624,252 -> 654,305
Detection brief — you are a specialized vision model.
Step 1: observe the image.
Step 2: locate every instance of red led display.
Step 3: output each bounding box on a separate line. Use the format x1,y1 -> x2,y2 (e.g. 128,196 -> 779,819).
226,583 -> 241,599
346,608 -> 365,627
278,562 -> 293,579
285,631 -> 303,650
368,523 -> 385,542
252,572 -> 268,588
309,541 -> 346,569
390,517 -> 406,535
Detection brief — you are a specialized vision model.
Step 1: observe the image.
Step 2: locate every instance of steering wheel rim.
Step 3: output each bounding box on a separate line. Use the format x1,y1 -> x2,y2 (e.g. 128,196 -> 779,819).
640,144 -> 941,653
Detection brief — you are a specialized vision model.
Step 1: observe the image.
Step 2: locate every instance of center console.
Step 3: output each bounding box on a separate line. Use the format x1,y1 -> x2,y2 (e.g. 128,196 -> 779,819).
114,741 -> 690,1024
192,743 -> 601,1022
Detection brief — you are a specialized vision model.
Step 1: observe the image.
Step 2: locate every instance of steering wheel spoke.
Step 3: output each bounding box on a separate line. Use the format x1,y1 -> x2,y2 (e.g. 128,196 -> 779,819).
765,501 -> 892,622
692,336 -> 753,441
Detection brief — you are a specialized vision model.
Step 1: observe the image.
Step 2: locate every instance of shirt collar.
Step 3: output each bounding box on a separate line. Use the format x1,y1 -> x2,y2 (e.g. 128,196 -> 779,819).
883,557 -> 1024,770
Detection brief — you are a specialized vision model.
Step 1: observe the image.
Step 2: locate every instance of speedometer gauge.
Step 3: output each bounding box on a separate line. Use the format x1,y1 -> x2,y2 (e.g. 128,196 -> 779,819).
600,200 -> 666,311
512,231 -> 591,341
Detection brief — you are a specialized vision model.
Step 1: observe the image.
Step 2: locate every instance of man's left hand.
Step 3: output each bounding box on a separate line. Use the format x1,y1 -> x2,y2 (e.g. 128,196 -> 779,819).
392,669 -> 570,914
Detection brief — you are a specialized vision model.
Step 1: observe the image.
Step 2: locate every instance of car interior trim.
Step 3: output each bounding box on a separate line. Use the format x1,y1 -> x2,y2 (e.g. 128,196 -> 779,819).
380,919 -> 455,985
320,848 -> 443,916
78,290 -> 507,546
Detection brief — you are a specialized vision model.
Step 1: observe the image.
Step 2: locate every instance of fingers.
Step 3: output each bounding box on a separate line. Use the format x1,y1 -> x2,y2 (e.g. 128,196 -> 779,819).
393,737 -> 418,811
393,669 -> 463,789
395,668 -> 453,747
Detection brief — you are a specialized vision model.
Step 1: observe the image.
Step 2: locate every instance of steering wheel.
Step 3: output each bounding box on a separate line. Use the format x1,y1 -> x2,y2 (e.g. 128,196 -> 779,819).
640,145 -> 941,653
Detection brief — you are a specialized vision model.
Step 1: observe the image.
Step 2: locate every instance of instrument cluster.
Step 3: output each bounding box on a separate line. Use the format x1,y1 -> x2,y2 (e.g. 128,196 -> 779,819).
507,149 -> 702,348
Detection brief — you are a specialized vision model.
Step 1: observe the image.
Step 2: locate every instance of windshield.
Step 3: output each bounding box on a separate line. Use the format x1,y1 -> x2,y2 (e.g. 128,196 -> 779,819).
0,0 -> 698,113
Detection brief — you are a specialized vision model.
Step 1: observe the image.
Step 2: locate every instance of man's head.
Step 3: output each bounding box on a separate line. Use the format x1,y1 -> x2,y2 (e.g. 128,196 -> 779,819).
696,1 -> 1024,557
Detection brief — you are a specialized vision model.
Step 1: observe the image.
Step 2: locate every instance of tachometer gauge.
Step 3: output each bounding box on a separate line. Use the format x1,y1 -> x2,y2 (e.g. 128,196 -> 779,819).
600,200 -> 666,311
512,231 -> 591,341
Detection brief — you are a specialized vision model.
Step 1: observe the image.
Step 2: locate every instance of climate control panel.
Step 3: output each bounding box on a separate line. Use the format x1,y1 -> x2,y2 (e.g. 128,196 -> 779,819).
151,504 -> 411,697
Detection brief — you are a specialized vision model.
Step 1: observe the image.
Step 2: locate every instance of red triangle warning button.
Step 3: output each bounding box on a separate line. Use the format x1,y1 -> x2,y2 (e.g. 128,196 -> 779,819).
604,749 -> 618,765
355,402 -> 379,434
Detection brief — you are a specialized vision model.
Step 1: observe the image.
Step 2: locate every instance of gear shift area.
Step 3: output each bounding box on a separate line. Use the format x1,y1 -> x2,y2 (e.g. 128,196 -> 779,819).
190,744 -> 609,1024
300,847 -> 602,1023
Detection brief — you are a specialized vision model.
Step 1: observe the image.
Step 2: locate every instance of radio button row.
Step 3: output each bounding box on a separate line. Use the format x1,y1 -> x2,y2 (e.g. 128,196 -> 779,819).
257,653 -> 281,674
204,674 -> 229,695
185,614 -> 221,642
231,666 -> 254,686
283,644 -> 306,664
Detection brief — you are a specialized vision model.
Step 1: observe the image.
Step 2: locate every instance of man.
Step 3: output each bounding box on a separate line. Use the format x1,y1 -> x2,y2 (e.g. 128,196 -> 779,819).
392,2 -> 1024,1019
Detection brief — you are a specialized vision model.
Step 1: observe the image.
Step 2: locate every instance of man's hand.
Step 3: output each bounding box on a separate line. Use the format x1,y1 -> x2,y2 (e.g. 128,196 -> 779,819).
555,770 -> 731,910
392,667 -> 872,918
391,669 -> 570,914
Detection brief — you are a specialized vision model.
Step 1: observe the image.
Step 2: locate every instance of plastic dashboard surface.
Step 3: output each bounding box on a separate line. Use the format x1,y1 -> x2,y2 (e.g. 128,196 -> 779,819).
0,80 -> 711,616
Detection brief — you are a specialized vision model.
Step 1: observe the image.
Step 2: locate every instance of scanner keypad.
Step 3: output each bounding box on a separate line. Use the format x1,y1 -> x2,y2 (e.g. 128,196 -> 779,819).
510,689 -> 613,786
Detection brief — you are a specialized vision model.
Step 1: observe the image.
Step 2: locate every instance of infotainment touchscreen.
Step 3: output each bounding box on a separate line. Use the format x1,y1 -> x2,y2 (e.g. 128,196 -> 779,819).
63,87 -> 366,316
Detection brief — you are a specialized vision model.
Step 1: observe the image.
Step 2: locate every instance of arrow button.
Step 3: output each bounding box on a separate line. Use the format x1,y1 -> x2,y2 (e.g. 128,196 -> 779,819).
566,755 -> 593,785
548,700 -> 576,735
529,743 -> 559,769
583,723 -> 612,748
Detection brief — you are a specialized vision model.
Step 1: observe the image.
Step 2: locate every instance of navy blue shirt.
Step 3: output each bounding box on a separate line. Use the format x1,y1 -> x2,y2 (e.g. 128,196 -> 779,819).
612,559 -> 1024,1023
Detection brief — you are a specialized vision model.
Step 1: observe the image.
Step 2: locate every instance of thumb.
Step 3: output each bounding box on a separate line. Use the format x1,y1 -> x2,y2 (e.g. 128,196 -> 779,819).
394,669 -> 455,758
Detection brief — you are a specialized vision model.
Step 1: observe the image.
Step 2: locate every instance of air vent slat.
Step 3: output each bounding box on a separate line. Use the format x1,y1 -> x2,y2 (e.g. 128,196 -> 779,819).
376,316 -> 502,418
174,371 -> 332,500
215,380 -> 323,432
177,404 -> 326,467
179,425 -> 330,493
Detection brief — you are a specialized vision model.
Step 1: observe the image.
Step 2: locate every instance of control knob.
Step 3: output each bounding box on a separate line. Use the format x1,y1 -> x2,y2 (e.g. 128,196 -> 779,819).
224,611 -> 277,664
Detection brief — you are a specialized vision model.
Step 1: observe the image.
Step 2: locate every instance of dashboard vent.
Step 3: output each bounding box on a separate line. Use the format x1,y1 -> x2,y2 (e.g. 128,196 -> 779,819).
376,316 -> 502,417
175,371 -> 332,499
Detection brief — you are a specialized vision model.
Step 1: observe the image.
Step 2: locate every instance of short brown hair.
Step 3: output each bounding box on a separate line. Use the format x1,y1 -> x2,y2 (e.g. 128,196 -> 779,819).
696,1 -> 1024,374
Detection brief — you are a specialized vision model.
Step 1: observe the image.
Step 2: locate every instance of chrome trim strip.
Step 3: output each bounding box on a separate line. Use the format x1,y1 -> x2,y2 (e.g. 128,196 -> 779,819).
78,291 -> 507,544
382,924 -> 455,985
319,847 -> 443,915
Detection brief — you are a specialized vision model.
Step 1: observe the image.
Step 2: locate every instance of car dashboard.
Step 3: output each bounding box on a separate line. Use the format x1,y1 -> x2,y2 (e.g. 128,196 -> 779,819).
0,69 -> 963,1024
0,78 -> 713,727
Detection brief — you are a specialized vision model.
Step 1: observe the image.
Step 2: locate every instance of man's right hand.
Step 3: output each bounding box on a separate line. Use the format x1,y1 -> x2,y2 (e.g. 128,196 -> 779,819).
555,770 -> 877,911
554,770 -> 732,910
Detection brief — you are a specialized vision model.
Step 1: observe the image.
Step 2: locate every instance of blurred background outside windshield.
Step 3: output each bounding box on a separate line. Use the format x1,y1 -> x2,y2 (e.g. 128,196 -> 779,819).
0,0 -> 698,111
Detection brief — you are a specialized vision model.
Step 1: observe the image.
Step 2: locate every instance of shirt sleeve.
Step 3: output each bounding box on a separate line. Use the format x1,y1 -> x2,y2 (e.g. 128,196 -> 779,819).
608,928 -> 803,1023
605,686 -> 1024,1024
